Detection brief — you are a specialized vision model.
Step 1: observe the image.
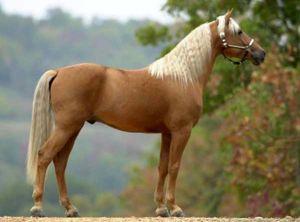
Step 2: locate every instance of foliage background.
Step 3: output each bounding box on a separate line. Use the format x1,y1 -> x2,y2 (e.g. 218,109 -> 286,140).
0,0 -> 299,218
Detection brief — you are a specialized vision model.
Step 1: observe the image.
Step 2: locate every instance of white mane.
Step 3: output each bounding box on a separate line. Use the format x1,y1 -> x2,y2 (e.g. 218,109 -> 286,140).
148,14 -> 241,84
148,23 -> 212,84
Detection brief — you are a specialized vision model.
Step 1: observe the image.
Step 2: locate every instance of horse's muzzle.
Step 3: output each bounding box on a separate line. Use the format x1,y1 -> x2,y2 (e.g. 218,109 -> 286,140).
252,50 -> 266,65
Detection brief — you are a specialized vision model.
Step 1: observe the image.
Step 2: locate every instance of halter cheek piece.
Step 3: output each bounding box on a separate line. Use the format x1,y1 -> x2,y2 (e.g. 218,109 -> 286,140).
220,31 -> 254,65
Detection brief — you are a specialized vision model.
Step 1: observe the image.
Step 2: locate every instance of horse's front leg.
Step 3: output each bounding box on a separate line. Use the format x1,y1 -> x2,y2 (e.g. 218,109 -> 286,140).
154,133 -> 171,217
166,127 -> 191,217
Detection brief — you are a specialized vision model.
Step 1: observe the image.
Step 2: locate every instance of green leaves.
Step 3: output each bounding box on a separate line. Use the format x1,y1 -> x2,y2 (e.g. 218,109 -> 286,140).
135,23 -> 170,46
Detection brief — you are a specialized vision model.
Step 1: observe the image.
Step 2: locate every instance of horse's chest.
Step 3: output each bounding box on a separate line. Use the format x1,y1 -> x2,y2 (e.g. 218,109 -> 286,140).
167,94 -> 203,130
187,100 -> 203,125
187,89 -> 203,116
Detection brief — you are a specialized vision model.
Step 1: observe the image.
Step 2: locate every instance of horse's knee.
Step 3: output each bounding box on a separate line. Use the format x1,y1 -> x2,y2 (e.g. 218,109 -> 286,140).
168,163 -> 180,175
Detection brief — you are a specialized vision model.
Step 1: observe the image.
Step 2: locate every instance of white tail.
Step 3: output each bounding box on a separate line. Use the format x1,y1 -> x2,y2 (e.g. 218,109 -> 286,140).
26,70 -> 57,184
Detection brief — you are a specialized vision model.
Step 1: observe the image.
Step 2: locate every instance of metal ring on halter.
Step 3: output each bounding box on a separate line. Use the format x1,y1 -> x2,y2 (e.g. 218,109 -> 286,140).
219,31 -> 254,65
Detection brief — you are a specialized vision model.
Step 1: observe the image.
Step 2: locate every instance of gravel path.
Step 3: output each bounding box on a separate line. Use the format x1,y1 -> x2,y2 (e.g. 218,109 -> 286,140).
0,217 -> 298,222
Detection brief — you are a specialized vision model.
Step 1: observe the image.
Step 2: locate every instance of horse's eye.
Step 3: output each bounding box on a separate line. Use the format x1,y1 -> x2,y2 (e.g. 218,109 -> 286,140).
238,30 -> 243,35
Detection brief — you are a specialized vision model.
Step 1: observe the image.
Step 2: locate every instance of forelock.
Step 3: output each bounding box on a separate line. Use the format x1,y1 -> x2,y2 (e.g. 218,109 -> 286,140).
229,18 -> 241,34
217,14 -> 241,34
217,15 -> 226,34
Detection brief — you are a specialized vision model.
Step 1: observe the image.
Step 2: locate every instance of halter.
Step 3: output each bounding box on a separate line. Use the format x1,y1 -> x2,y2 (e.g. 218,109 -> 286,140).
219,31 -> 254,65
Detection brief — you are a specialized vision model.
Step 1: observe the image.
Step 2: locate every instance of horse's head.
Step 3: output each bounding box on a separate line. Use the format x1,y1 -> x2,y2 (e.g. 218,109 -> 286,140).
216,10 -> 265,65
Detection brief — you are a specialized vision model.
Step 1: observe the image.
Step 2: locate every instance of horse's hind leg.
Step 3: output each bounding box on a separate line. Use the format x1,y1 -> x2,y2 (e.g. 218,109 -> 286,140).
30,124 -> 83,217
53,130 -> 80,217
154,133 -> 171,217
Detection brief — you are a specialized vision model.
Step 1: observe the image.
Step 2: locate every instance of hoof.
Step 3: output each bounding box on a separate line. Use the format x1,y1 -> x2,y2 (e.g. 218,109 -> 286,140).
30,206 -> 45,217
65,208 -> 80,217
170,208 -> 185,217
155,206 -> 170,217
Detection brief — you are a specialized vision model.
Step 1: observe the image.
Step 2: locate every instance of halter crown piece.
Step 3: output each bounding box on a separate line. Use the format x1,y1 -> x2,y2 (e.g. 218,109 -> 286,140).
219,31 -> 254,65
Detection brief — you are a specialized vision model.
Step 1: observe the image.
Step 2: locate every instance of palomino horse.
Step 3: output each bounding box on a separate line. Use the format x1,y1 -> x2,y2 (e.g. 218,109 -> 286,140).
27,10 -> 265,217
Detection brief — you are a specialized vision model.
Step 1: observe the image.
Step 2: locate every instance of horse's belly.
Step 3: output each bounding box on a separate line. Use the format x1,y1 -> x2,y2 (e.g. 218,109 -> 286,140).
95,112 -> 166,133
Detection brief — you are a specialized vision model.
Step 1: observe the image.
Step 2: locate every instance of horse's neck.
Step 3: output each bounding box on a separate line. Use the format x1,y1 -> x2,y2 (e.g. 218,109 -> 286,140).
197,24 -> 220,89
196,49 -> 218,89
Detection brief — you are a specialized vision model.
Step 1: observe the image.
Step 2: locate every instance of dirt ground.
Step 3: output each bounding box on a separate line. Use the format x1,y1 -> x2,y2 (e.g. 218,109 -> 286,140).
0,217 -> 298,222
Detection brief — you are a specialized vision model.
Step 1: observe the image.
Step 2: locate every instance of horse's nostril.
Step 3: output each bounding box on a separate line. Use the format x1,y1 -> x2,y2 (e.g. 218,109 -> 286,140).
258,50 -> 266,62
252,51 -> 265,64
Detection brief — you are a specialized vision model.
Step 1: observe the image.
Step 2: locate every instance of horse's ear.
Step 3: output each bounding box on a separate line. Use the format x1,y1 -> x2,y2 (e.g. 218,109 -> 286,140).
225,9 -> 233,25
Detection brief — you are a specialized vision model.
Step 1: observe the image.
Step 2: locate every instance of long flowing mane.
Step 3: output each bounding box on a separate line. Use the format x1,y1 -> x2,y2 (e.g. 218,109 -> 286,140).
148,22 -> 212,84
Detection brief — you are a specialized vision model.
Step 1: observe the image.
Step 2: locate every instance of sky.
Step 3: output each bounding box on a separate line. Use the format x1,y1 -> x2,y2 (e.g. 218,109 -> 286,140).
0,0 -> 172,23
